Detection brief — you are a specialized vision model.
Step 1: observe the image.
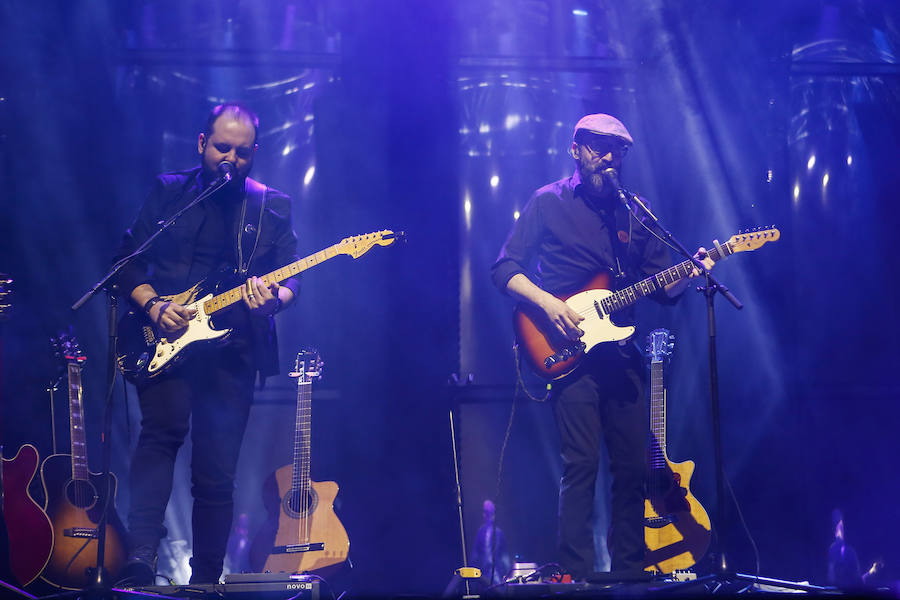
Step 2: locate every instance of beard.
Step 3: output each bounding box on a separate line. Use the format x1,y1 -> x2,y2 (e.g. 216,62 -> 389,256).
201,152 -> 252,188
577,159 -> 612,199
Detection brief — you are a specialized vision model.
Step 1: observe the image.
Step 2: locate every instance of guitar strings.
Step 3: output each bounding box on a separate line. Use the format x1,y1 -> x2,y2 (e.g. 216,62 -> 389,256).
565,242 -> 733,320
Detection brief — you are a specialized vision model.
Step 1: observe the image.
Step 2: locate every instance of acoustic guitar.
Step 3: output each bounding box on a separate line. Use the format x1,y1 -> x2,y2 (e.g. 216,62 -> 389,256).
40,334 -> 127,589
1,444 -> 54,586
116,230 -> 403,384
513,228 -> 780,380
643,329 -> 711,573
250,349 -> 349,575
0,275 -> 53,587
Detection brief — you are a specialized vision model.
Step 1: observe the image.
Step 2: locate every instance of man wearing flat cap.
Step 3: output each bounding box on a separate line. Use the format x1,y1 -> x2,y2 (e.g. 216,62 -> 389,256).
491,113 -> 710,578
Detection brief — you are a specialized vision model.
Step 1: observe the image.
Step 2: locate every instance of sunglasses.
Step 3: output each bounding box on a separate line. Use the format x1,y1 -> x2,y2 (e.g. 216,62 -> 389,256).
578,136 -> 630,158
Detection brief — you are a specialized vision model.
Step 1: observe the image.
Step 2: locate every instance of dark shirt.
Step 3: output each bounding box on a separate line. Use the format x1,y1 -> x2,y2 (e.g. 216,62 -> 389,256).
828,541 -> 863,587
491,170 -> 676,325
114,167 -> 301,377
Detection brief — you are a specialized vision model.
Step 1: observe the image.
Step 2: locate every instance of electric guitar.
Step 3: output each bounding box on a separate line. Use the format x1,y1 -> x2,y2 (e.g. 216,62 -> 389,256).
513,228 -> 780,380
40,334 -> 127,589
116,230 -> 404,384
1,444 -> 54,586
643,329 -> 710,573
250,349 -> 349,575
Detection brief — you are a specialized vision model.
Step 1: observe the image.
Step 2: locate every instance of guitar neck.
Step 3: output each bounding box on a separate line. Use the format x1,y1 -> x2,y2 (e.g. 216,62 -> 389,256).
602,240 -> 733,315
292,380 -> 312,497
203,243 -> 344,315
67,363 -> 89,481
649,360 -> 666,469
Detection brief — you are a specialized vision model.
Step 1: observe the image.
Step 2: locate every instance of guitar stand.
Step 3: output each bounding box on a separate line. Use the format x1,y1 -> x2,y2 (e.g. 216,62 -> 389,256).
612,188 -> 801,593
650,278 -> 832,595
0,579 -> 39,599
443,407 -> 482,599
40,294 -> 151,600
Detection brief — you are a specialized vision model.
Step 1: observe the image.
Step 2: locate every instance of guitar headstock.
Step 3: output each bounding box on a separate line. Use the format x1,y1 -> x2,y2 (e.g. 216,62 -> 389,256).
290,348 -> 323,383
727,227 -> 780,253
51,331 -> 87,367
646,328 -> 674,365
336,230 -> 406,259
0,273 -> 12,322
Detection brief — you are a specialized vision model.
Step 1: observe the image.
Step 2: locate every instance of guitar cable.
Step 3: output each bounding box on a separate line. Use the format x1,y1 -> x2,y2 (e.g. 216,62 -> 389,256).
725,474 -> 761,580
484,346 -> 552,584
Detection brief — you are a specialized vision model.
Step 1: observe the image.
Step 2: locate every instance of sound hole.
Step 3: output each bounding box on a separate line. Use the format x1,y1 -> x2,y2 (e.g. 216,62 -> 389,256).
65,479 -> 98,509
282,487 -> 318,519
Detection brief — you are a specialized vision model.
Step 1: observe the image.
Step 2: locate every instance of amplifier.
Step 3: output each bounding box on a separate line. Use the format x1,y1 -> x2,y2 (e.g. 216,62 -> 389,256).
117,574 -> 319,599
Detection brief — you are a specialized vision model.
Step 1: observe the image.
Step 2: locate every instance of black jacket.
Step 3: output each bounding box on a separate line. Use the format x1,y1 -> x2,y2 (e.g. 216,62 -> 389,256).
114,167 -> 300,378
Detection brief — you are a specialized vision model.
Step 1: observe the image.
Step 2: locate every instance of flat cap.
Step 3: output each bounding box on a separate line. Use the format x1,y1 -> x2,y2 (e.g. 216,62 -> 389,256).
573,113 -> 634,145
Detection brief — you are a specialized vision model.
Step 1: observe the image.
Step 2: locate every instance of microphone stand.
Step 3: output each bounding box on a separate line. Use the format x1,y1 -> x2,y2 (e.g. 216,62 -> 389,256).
63,172 -> 232,599
614,184 -> 829,594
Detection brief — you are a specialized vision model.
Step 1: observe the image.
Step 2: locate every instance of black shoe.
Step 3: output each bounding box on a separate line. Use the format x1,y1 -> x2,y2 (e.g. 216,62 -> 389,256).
117,544 -> 157,586
188,555 -> 223,585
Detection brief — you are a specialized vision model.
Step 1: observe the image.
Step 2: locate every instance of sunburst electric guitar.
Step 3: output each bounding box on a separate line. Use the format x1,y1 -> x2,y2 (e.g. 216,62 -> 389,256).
643,329 -> 710,573
250,349 -> 349,575
40,335 -> 127,589
514,228 -> 780,380
116,230 -> 403,384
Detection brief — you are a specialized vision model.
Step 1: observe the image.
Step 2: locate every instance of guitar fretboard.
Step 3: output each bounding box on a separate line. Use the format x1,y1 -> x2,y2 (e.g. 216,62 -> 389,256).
292,380 -> 313,500
202,244 -> 343,315
67,363 -> 89,482
601,240 -> 733,316
649,360 -> 667,470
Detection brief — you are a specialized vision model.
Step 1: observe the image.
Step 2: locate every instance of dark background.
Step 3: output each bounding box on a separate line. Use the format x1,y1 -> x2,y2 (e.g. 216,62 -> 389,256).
1,0 -> 898,594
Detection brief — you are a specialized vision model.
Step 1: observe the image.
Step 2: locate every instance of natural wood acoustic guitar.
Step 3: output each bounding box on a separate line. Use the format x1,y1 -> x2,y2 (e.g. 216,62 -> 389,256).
250,349 -> 349,575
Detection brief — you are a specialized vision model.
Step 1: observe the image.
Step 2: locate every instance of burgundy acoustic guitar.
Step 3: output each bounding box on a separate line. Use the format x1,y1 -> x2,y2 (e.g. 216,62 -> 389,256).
2,444 -> 54,586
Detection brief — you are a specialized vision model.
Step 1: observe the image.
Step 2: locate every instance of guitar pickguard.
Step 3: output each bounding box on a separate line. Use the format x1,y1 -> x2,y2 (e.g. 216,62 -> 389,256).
117,281 -> 232,384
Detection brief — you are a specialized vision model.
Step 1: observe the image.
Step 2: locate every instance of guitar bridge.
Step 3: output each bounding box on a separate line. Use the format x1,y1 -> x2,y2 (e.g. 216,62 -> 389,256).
64,527 -> 99,539
272,542 -> 325,554
644,514 -> 678,529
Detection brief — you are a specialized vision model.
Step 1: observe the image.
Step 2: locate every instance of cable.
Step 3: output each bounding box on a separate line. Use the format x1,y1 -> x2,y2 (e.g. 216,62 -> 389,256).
726,474 -> 761,580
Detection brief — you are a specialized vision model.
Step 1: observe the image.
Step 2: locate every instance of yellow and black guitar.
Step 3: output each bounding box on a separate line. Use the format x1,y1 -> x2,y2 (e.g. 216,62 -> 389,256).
643,329 -> 711,574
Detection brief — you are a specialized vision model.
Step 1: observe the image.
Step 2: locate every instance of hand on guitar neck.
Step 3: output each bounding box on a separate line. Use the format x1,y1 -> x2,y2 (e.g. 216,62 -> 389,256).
506,245 -> 713,343
132,277 -> 292,335
512,229 -> 779,381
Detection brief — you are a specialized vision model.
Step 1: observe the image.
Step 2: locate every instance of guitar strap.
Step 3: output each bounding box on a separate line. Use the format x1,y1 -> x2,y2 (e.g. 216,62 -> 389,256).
237,177 -> 267,276
612,203 -> 634,281
602,204 -> 632,285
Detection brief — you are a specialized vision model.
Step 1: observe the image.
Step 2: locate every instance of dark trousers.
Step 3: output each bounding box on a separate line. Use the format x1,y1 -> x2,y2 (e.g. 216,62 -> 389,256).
553,344 -> 647,577
128,344 -> 254,583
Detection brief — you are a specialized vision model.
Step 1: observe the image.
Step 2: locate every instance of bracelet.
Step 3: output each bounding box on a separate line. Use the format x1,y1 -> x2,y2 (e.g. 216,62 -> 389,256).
143,296 -> 164,314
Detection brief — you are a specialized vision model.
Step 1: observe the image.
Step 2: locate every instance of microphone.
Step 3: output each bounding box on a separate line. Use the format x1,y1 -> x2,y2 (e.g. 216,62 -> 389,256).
601,168 -> 631,208
601,167 -> 623,191
217,160 -> 235,182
